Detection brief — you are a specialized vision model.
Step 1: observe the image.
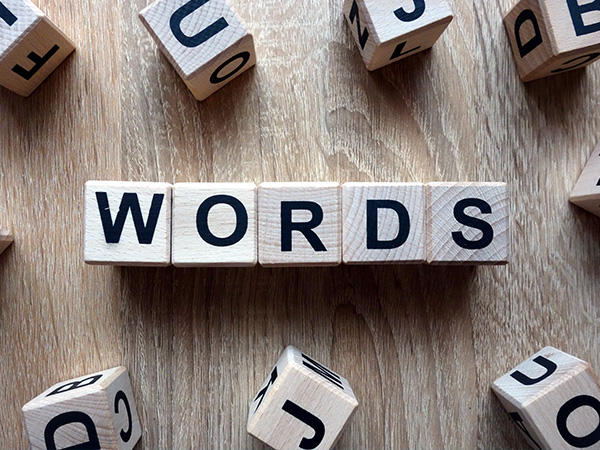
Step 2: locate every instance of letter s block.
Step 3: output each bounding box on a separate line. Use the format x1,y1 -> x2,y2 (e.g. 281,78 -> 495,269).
22,367 -> 142,450
505,0 -> 600,81
427,182 -> 510,265
139,0 -> 256,101
248,346 -> 358,450
493,347 -> 600,450
343,0 -> 453,71
570,142 -> 600,218
0,0 -> 74,96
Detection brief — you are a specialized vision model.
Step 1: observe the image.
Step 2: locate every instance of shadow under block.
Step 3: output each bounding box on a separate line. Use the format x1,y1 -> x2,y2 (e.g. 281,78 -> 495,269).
343,0 -> 453,71
84,181 -> 172,266
570,143 -> 600,218
258,183 -> 342,267
342,182 -> 426,264
427,182 -> 510,265
0,0 -> 74,96
504,0 -> 600,81
139,0 -> 256,101
492,347 -> 600,450
172,182 -> 257,267
0,227 -> 13,255
247,346 -> 359,450
22,366 -> 142,450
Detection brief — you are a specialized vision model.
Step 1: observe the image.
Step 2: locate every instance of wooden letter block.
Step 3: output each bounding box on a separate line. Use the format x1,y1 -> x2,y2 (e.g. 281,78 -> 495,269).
0,0 -> 74,96
570,143 -> 600,218
139,0 -> 256,101
505,0 -> 600,81
84,181 -> 172,266
0,226 -> 13,255
427,182 -> 510,265
493,347 -> 600,450
22,366 -> 141,450
342,182 -> 425,264
258,183 -> 341,267
247,346 -> 358,450
172,182 -> 257,267
343,0 -> 453,71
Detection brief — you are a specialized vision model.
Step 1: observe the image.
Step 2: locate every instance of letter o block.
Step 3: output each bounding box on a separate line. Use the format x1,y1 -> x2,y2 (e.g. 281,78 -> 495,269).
139,0 -> 256,101
505,0 -> 600,81
493,347 -> 600,450
22,367 -> 142,450
247,346 -> 358,450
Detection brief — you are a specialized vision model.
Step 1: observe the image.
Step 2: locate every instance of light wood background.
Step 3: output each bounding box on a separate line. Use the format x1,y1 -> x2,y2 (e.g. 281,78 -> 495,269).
1,0 -> 599,448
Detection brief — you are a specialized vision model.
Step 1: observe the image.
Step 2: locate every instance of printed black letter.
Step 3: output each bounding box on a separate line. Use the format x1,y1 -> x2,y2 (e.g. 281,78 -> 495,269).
114,390 -> 133,442
282,400 -> 325,450
366,200 -> 410,250
557,395 -> 600,448
390,41 -> 421,60
509,412 -> 542,450
510,356 -> 557,386
567,0 -> 600,36
551,52 -> 600,73
0,2 -> 17,26
47,375 -> 102,397
170,0 -> 228,48
253,367 -> 278,412
196,194 -> 248,246
451,198 -> 494,250
44,411 -> 100,450
394,0 -> 426,22
514,9 -> 543,58
348,0 -> 369,50
209,51 -> 251,84
12,45 -> 59,80
302,353 -> 344,390
280,201 -> 327,252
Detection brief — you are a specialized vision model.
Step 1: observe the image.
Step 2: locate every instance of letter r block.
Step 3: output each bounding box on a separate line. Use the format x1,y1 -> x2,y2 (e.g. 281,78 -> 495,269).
84,181 -> 172,266
247,346 -> 358,450
505,0 -> 600,81
139,0 -> 256,101
493,347 -> 600,450
22,366 -> 142,450
0,0 -> 75,96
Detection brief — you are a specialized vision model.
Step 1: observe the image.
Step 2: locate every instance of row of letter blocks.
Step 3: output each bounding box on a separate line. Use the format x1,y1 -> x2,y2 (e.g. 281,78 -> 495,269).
83,181 -> 510,267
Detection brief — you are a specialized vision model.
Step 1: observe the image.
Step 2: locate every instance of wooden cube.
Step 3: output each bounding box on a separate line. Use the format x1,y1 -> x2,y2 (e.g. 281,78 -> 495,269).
84,181 -> 172,266
247,346 -> 358,450
570,143 -> 600,218
504,0 -> 600,81
172,182 -> 257,267
427,182 -> 510,265
492,347 -> 600,450
342,182 -> 426,264
258,183 -> 341,267
22,366 -> 141,450
139,0 -> 256,101
343,0 -> 453,71
0,0 -> 74,96
0,226 -> 13,255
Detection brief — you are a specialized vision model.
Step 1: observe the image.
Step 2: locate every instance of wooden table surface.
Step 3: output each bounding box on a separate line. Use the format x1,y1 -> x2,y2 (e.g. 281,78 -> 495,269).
1,0 -> 599,448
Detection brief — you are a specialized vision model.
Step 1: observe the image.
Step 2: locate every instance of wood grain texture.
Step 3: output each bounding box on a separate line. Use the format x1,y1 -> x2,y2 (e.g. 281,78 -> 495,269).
0,0 -> 600,448
570,142 -> 600,217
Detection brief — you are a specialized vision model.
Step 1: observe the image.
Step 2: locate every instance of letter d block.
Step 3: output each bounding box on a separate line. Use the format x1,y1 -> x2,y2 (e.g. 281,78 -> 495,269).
248,346 -> 358,450
493,347 -> 600,450
22,366 -> 141,450
505,0 -> 600,81
139,0 -> 256,101
84,181 -> 172,266
570,142 -> 600,218
0,0 -> 74,96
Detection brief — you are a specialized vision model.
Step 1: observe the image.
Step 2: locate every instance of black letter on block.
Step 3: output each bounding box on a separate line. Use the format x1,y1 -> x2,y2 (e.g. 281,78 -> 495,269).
551,52 -> 600,73
390,41 -> 421,60
510,356 -> 557,386
281,201 -> 327,252
514,9 -> 543,58
44,411 -> 100,450
282,400 -> 325,450
0,2 -> 17,26
452,198 -> 494,250
12,45 -> 59,80
96,192 -> 164,245
348,0 -> 369,50
253,367 -> 278,412
197,194 -> 248,246
567,0 -> 600,36
366,200 -> 410,250
394,0 -> 426,22
509,412 -> 542,450
209,51 -> 251,84
114,390 -> 133,442
47,375 -> 103,397
557,395 -> 600,448
302,353 -> 344,390
170,0 -> 228,48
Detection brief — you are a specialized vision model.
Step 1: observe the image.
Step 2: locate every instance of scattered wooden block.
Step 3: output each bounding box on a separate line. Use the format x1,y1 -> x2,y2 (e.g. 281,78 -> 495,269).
258,183 -> 342,267
84,181 -> 172,266
0,0 -> 74,96
22,366 -> 142,450
492,347 -> 600,450
343,0 -> 453,71
139,0 -> 256,101
427,182 -> 510,265
342,182 -> 426,264
504,0 -> 600,81
570,143 -> 600,218
0,226 -> 13,255
172,182 -> 257,267
247,346 -> 358,450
